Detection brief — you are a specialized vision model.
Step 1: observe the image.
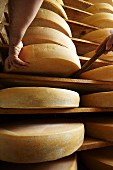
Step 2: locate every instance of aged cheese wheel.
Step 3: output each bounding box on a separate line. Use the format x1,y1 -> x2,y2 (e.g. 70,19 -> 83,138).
82,13 -> 113,28
81,91 -> 113,107
42,0 -> 67,19
80,65 -> 113,81
81,28 -> 111,43
0,119 -> 84,163
84,50 -> 113,61
83,117 -> 113,141
56,0 -> 64,5
86,3 -> 113,14
23,27 -> 76,52
80,146 -> 113,170
84,0 -> 113,5
31,8 -> 72,37
4,44 -> 81,77
0,87 -> 80,108
0,154 -> 77,170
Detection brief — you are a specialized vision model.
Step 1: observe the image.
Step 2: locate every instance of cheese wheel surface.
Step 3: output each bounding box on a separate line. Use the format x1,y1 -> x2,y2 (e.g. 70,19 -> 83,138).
31,8 -> 72,37
4,44 -> 81,77
81,91 -> 113,107
56,0 -> 64,5
84,0 -> 113,5
82,13 -> 113,28
0,154 -> 77,170
0,87 -> 80,108
42,0 -> 67,19
0,119 -> 84,163
80,65 -> 113,81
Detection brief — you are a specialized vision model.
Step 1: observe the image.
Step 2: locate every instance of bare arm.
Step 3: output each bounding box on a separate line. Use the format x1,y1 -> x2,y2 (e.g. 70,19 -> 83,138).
8,0 -> 44,68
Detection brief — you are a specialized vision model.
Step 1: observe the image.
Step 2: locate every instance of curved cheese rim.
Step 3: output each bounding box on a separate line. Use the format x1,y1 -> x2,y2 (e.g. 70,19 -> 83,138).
82,12 -> 113,27
83,0 -> 113,5
0,87 -> 80,108
56,0 -> 64,5
80,65 -> 113,81
31,8 -> 72,37
23,27 -> 76,51
4,43 -> 81,76
81,91 -> 113,107
42,0 -> 68,19
86,3 -> 113,14
81,28 -> 111,43
0,154 -> 77,170
84,50 -> 113,61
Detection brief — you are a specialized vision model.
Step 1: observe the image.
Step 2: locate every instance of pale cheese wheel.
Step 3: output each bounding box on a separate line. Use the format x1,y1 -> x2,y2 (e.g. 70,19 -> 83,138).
23,27 -> 76,52
31,8 -> 72,37
84,0 -> 113,5
84,50 -> 113,61
82,13 -> 113,28
56,0 -> 64,5
84,117 -> 113,141
0,154 -> 77,170
80,147 -> 113,170
81,91 -> 113,107
81,28 -> 111,43
86,3 -> 113,14
42,0 -> 67,19
0,119 -> 84,163
4,44 -> 81,77
0,87 -> 80,108
80,65 -> 113,81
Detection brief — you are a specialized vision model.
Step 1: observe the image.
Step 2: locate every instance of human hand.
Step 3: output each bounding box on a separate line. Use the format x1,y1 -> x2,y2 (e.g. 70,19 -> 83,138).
96,29 -> 113,54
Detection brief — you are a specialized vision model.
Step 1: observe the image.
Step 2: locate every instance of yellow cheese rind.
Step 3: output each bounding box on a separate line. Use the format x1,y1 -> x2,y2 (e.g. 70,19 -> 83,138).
81,91 -> 113,107
42,0 -> 67,19
0,87 -> 80,108
0,120 -> 84,163
86,3 -> 113,14
31,8 -> 72,37
80,65 -> 113,81
84,0 -> 113,5
82,12 -> 113,28
56,0 -> 64,5
0,154 -> 77,170
4,44 -> 81,77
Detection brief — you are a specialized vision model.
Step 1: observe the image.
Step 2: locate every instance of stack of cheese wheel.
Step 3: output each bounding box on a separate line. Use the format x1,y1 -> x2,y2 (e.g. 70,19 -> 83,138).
0,154 -> 77,170
83,117 -> 113,141
81,91 -> 113,107
0,87 -> 80,108
79,146 -> 113,170
0,118 -> 84,163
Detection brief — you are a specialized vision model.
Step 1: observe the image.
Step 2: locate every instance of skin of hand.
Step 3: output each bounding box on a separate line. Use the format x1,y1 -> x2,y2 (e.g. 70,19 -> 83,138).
96,29 -> 113,54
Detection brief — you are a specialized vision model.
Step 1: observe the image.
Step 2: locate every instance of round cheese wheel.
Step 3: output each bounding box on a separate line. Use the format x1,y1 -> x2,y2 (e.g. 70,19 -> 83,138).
42,0 -> 67,19
80,146 -> 113,170
81,91 -> 113,107
0,119 -> 84,163
0,87 -> 80,108
84,0 -> 113,5
4,44 -> 81,77
81,28 -> 111,43
84,117 -> 113,141
84,50 -> 113,61
23,27 -> 76,52
86,3 -> 113,14
0,154 -> 77,170
80,65 -> 113,81
82,13 -> 113,28
31,8 -> 72,37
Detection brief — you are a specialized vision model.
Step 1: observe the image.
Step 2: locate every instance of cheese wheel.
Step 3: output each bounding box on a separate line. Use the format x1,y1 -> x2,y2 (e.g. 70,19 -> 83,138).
80,65 -> 113,81
81,91 -> 113,107
42,0 -> 67,19
84,0 -> 113,5
80,147 -> 113,170
31,8 -> 72,37
84,50 -> 113,61
56,0 -> 64,5
81,28 -> 111,43
82,13 -> 113,28
84,117 -> 113,141
23,27 -> 76,52
4,44 -> 81,77
0,87 -> 80,108
86,3 -> 113,14
0,154 -> 77,170
0,119 -> 84,163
